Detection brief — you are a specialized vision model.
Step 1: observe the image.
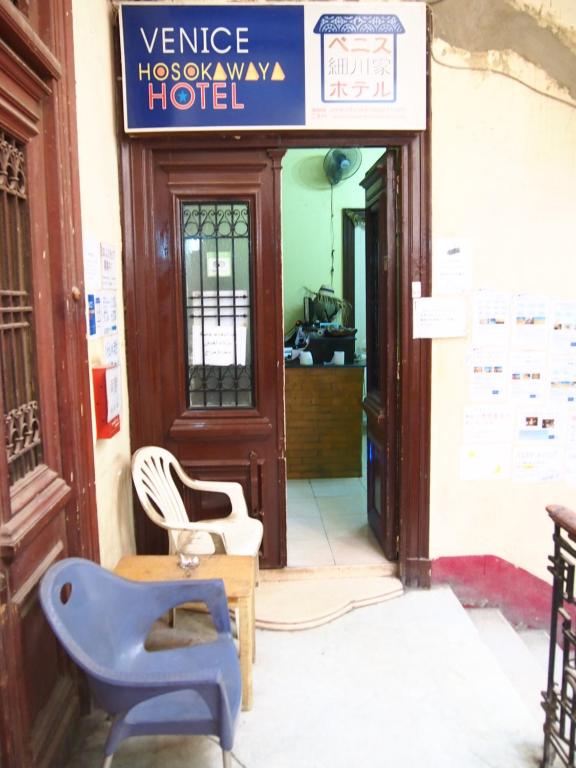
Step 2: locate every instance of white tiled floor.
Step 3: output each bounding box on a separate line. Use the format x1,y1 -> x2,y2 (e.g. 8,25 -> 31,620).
286,472 -> 390,567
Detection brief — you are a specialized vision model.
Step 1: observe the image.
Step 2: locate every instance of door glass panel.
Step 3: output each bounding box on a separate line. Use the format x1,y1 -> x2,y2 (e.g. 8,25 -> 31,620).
0,131 -> 43,487
182,201 -> 253,409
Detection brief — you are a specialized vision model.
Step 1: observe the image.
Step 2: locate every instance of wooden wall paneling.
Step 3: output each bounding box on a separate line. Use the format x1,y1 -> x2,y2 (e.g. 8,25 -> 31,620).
0,2 -> 99,766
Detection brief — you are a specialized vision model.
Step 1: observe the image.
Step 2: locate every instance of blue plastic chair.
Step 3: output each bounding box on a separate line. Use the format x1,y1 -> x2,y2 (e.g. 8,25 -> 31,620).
39,558 -> 242,768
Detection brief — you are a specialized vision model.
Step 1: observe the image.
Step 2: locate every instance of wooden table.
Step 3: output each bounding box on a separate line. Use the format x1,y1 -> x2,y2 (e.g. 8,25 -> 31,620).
114,554 -> 255,711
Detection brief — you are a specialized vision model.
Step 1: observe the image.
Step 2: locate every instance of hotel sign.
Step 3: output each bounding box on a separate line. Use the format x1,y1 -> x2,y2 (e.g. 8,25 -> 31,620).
118,2 -> 426,133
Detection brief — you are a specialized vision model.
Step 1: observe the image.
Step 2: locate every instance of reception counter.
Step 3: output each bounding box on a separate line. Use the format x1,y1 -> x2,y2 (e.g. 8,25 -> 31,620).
285,364 -> 364,479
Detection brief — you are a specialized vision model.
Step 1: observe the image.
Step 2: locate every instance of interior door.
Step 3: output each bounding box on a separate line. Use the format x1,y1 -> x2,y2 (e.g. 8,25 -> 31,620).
0,2 -> 98,766
124,144 -> 286,568
362,150 -> 400,561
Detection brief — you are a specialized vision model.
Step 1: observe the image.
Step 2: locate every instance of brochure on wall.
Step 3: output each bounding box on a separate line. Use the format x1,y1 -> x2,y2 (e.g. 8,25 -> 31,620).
432,237 -> 473,295
509,349 -> 548,401
471,290 -> 511,348
467,347 -> 508,401
87,291 -> 118,338
460,443 -> 511,480
566,444 -> 576,486
549,354 -> 576,405
511,294 -> 550,350
105,366 -> 122,422
462,404 -> 514,443
515,407 -> 560,442
512,444 -> 562,483
412,296 -> 467,338
103,335 -> 120,366
100,243 -> 118,290
550,299 -> 576,353
83,234 -> 101,292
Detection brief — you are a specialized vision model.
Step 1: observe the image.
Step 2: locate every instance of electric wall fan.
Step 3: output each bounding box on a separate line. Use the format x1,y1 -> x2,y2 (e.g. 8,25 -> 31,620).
323,148 -> 362,185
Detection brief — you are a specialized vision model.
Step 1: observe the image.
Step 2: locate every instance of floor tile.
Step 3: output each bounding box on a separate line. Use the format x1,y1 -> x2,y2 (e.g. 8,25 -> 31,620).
287,516 -> 326,539
287,538 -> 335,567
310,477 -> 365,497
316,494 -> 366,518
330,537 -> 388,566
286,497 -> 321,519
286,480 -> 314,500
321,515 -> 370,537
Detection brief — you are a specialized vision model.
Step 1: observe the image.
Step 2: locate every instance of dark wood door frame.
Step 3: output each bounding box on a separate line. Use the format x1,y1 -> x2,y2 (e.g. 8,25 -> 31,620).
122,142 -> 287,567
121,130 -> 431,587
0,2 -> 99,767
342,208 -> 366,330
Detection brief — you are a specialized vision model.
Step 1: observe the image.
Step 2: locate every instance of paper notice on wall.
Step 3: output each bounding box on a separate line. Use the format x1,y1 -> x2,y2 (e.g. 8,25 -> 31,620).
105,366 -> 122,422
84,234 -> 101,292
550,299 -> 576,353
515,406 -> 560,442
100,243 -> 117,290
512,444 -> 562,483
462,405 -> 514,443
412,296 -> 467,338
191,324 -> 247,366
100,292 -> 118,336
550,354 -> 576,406
103,335 -> 120,366
566,444 -> 576,486
433,237 -> 473,295
460,444 -> 511,480
467,348 -> 508,401
509,349 -> 548,401
511,294 -> 550,349
471,290 -> 511,347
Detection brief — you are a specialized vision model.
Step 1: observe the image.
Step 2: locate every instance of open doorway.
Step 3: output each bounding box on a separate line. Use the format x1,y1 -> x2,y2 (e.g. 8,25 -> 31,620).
123,132 -> 430,585
281,147 -> 390,568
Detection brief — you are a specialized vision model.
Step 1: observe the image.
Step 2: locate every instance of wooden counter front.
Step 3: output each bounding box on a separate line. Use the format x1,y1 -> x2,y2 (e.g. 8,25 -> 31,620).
285,365 -> 364,479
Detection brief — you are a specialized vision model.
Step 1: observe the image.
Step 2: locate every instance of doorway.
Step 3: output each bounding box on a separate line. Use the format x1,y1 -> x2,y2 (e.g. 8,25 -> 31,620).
281,147 -> 387,568
123,131 -> 431,586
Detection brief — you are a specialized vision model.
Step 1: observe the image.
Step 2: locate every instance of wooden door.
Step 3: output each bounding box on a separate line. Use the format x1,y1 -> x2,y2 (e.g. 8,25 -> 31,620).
124,143 -> 286,568
0,2 -> 98,766
362,150 -> 400,561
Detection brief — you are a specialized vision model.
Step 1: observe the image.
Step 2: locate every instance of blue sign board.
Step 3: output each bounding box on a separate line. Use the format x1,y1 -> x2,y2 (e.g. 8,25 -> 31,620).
119,3 -> 427,132
119,3 -> 306,131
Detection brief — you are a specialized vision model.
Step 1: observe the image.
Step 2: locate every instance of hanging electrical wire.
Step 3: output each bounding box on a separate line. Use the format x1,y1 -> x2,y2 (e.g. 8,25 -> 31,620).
329,182 -> 335,288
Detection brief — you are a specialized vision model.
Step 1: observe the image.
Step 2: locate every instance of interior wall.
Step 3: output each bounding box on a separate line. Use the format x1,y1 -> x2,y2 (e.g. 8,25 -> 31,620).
72,0 -> 135,568
281,147 -> 383,334
70,0 -> 576,583
429,0 -> 576,581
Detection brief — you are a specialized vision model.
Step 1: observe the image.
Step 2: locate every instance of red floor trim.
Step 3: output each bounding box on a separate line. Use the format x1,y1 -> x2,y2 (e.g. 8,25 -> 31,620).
432,555 -> 552,629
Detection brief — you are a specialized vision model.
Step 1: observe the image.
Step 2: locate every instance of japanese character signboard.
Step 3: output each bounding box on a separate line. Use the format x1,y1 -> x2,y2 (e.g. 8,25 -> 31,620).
119,2 -> 426,133
314,14 -> 405,105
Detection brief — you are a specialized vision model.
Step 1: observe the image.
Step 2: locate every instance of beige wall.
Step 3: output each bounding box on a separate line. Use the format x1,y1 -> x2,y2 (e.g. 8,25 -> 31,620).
71,0 -> 576,581
429,0 -> 576,580
72,0 -> 135,568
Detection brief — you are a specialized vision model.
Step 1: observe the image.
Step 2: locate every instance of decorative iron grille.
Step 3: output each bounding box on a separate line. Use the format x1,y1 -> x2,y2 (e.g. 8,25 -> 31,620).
0,131 -> 43,485
542,504 -> 576,767
182,202 -> 253,409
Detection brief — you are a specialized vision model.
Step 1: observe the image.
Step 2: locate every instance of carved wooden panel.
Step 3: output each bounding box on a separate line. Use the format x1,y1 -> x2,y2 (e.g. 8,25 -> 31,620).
124,143 -> 286,568
0,2 -> 98,767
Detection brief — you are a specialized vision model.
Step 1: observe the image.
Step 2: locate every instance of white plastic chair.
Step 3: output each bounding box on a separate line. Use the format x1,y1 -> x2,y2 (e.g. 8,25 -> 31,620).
131,447 -> 263,572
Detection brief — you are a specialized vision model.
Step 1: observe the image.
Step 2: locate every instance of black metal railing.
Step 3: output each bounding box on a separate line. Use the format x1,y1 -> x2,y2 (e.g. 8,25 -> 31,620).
542,504 -> 576,767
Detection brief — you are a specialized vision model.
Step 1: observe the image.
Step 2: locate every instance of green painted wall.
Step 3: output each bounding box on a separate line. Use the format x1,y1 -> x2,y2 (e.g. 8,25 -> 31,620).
281,147 -> 384,334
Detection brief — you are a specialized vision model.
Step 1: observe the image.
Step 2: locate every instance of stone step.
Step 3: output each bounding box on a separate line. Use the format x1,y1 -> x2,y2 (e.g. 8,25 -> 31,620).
466,607 -> 548,725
